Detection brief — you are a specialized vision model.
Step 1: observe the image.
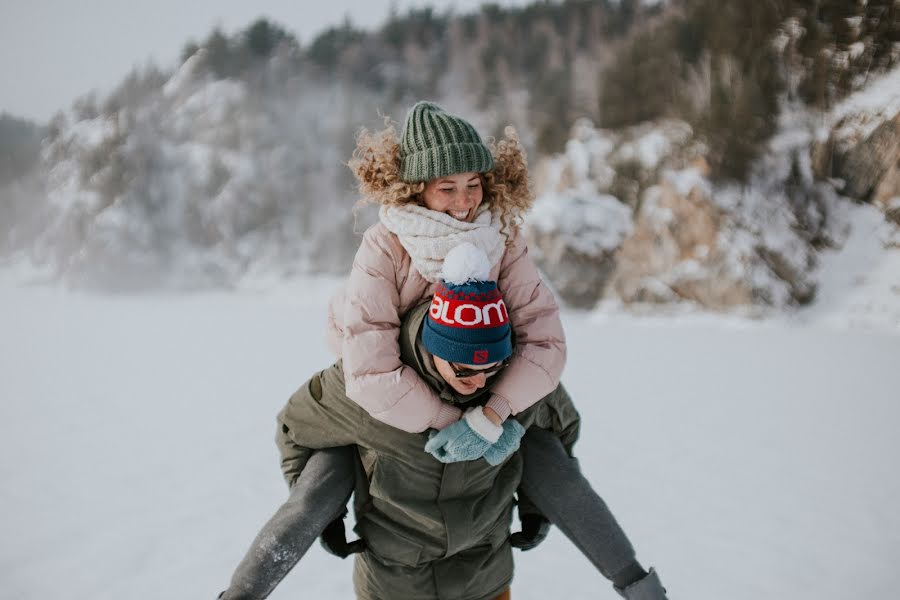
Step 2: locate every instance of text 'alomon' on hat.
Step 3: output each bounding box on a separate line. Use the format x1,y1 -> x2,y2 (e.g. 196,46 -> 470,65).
422,243 -> 512,366
400,101 -> 495,183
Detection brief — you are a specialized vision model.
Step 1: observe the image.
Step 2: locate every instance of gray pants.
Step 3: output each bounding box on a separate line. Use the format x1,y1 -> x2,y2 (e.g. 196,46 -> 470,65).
221,429 -> 636,599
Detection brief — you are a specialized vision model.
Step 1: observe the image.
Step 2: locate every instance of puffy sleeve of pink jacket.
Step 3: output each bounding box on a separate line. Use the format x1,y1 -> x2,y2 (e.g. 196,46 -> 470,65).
340,225 -> 460,433
490,229 -> 567,415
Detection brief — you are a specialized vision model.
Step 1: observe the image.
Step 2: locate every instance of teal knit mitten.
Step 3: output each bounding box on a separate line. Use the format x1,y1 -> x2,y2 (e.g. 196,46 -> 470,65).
425,407 -> 502,463
482,419 -> 526,466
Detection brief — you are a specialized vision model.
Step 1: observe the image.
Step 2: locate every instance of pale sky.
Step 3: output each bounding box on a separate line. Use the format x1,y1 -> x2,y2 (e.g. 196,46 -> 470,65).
0,0 -> 529,123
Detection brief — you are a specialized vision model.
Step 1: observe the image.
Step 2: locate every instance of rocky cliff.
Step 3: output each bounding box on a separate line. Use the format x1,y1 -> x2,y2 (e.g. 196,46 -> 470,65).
527,67 -> 900,311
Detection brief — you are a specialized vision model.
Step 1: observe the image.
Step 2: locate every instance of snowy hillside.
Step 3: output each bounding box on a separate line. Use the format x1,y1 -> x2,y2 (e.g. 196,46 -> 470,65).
29,54 -> 376,291
527,64 -> 900,326
3,1 -> 894,302
1,276 -> 899,600
798,201 -> 900,331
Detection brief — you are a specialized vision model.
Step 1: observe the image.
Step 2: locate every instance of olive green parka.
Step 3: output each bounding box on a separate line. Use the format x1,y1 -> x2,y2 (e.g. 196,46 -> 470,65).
276,302 -> 580,600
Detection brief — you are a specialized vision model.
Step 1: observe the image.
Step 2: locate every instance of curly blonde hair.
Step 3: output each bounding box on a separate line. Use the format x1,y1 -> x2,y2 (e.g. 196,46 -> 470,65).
348,120 -> 533,240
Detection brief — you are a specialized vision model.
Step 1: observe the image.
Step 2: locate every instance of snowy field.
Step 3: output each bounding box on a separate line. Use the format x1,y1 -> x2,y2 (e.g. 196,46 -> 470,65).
1,270 -> 899,600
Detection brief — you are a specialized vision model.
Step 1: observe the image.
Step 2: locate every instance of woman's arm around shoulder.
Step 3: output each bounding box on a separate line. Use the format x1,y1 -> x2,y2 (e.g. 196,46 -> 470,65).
341,224 -> 461,432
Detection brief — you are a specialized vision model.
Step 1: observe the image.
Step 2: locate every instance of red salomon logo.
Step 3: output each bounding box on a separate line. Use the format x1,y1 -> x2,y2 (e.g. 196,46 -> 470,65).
472,350 -> 489,364
428,296 -> 508,329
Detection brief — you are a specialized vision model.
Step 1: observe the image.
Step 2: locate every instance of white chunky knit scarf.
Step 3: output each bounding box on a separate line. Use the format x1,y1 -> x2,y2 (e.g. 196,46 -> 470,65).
379,204 -> 505,282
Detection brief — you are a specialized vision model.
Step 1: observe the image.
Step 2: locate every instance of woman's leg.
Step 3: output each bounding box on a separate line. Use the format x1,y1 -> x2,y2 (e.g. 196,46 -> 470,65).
220,446 -> 356,600
517,428 -> 645,586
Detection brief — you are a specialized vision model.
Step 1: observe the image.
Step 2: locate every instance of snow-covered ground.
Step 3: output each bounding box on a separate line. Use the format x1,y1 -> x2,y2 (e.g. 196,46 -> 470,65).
1,270 -> 899,600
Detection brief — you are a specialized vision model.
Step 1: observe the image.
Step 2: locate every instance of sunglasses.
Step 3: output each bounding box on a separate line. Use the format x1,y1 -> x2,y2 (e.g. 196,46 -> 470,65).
450,358 -> 509,379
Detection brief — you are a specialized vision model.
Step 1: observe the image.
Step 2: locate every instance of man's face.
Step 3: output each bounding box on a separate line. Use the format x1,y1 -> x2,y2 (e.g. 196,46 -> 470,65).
432,356 -> 504,395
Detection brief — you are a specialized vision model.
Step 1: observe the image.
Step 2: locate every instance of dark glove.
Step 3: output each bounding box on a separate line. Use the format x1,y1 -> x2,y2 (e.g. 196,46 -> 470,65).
319,509 -> 366,558
509,513 -> 550,551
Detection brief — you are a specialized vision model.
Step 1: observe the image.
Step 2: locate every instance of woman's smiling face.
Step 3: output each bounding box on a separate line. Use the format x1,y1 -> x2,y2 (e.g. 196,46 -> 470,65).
421,172 -> 483,222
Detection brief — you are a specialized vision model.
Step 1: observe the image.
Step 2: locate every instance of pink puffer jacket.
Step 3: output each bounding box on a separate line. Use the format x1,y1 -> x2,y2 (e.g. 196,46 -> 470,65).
327,222 -> 566,433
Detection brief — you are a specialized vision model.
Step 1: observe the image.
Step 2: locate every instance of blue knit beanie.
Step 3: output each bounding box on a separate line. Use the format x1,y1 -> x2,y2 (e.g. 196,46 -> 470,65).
422,243 -> 512,365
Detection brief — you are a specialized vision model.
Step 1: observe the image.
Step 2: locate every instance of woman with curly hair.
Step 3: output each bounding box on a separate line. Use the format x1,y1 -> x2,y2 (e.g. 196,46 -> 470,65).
336,100 -> 564,450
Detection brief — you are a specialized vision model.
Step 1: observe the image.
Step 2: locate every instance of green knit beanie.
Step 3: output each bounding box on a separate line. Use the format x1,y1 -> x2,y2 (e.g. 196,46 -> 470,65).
400,101 -> 494,183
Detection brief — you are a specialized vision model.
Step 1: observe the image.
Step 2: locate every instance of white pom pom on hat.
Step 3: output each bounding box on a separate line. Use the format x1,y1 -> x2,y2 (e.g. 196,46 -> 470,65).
441,243 -> 491,284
